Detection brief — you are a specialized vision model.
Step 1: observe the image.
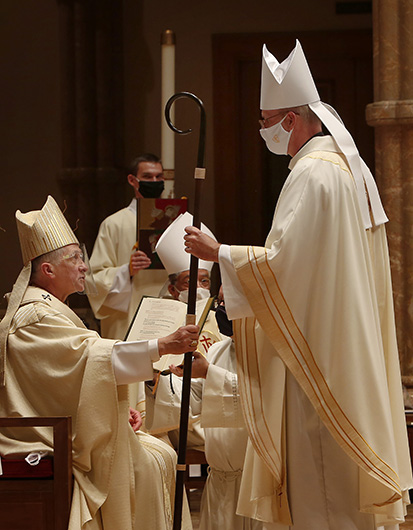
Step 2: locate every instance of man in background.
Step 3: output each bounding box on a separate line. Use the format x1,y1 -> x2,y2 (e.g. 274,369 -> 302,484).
89,153 -> 169,416
88,153 -> 168,341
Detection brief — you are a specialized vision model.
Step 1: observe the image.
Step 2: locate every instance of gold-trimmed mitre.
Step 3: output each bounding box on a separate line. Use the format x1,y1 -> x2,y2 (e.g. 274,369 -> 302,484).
16,195 -> 79,266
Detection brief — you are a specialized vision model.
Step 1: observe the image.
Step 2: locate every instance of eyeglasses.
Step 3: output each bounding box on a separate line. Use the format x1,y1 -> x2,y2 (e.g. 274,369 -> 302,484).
61,250 -> 85,265
179,277 -> 211,289
258,111 -> 299,129
259,112 -> 286,129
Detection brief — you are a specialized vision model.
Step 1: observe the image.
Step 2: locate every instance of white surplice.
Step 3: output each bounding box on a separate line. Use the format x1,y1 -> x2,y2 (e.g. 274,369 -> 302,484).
191,337 -> 263,530
144,309 -> 222,450
88,199 -> 168,341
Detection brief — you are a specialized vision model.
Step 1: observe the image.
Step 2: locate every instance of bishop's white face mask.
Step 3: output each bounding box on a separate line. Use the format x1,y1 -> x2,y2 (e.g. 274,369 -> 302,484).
260,115 -> 293,155
178,287 -> 210,304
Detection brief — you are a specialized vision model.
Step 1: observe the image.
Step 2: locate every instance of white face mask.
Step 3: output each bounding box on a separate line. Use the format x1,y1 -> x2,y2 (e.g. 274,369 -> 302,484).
260,115 -> 293,155
178,287 -> 210,304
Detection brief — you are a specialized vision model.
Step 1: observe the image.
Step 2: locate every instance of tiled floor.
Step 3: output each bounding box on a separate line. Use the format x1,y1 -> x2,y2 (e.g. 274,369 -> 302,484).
189,490 -> 413,530
401,504 -> 413,530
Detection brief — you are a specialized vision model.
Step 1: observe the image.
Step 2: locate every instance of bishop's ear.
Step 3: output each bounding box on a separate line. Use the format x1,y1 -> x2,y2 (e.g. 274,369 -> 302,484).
40,261 -> 56,279
284,111 -> 297,131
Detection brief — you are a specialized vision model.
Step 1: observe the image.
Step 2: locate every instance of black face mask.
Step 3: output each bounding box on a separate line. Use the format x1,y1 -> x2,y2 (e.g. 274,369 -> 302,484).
138,180 -> 165,198
215,304 -> 233,337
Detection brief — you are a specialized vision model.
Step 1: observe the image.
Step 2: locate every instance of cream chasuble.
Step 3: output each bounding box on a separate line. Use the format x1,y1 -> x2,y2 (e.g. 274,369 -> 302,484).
0,286 -> 191,530
225,136 -> 412,528
145,310 -> 222,449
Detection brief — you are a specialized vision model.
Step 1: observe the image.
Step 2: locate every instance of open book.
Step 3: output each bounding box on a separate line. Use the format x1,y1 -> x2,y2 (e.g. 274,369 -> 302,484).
125,296 -> 215,372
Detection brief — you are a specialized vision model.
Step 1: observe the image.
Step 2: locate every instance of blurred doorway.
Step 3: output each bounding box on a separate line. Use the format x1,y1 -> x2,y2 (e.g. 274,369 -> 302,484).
212,30 -> 373,245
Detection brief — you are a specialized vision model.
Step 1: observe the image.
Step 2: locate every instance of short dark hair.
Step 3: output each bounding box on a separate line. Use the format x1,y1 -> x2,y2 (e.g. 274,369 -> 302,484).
129,153 -> 162,176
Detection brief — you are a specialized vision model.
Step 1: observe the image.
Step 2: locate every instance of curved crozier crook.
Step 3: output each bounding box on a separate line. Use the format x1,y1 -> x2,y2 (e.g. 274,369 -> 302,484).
164,92 -> 206,168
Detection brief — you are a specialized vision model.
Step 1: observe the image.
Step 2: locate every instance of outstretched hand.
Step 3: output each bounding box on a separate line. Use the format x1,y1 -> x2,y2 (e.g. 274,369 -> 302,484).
184,226 -> 221,263
169,350 -> 209,379
158,325 -> 200,356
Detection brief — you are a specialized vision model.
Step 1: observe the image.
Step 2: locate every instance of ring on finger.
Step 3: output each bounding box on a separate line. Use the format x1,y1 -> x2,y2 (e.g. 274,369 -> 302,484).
190,340 -> 198,347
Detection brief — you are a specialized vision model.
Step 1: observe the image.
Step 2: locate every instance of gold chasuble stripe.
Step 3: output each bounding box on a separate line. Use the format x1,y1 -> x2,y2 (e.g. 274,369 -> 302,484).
234,316 -> 283,480
234,317 -> 291,525
232,244 -> 401,500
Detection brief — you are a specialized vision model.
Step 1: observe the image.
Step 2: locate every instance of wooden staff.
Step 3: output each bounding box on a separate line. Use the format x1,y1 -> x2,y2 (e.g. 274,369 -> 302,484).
165,92 -> 206,530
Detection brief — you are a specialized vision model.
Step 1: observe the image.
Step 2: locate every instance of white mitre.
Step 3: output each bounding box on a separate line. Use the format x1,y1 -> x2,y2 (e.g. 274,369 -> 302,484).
0,196 -> 79,386
261,40 -> 387,230
155,211 -> 216,275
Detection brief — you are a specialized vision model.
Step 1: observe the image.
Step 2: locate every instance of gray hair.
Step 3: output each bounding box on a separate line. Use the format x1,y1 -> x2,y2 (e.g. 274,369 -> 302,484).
284,104 -> 321,126
30,247 -> 67,282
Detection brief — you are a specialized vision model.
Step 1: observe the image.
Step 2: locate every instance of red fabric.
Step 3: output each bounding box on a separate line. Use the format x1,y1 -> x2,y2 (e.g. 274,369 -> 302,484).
0,457 -> 53,478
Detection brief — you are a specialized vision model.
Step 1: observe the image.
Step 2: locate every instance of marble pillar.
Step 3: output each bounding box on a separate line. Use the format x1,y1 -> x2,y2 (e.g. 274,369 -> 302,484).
366,0 -> 413,385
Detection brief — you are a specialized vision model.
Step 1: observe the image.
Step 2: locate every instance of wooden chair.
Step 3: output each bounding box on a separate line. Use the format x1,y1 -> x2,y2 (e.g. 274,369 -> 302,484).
0,417 -> 72,530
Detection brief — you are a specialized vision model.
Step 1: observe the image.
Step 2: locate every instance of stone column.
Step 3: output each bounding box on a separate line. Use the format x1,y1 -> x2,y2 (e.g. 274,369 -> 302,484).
366,0 -> 413,385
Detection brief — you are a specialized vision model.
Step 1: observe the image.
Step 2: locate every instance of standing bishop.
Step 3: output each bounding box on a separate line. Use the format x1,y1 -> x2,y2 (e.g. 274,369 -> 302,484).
184,40 -> 413,530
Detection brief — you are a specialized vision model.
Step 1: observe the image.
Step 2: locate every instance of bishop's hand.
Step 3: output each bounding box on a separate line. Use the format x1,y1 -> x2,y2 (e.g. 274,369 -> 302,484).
169,350 -> 209,379
158,325 -> 200,356
184,226 -> 221,262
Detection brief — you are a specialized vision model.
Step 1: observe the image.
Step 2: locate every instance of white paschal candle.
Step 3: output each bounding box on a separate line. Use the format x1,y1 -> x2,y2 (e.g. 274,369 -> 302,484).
161,30 -> 175,198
